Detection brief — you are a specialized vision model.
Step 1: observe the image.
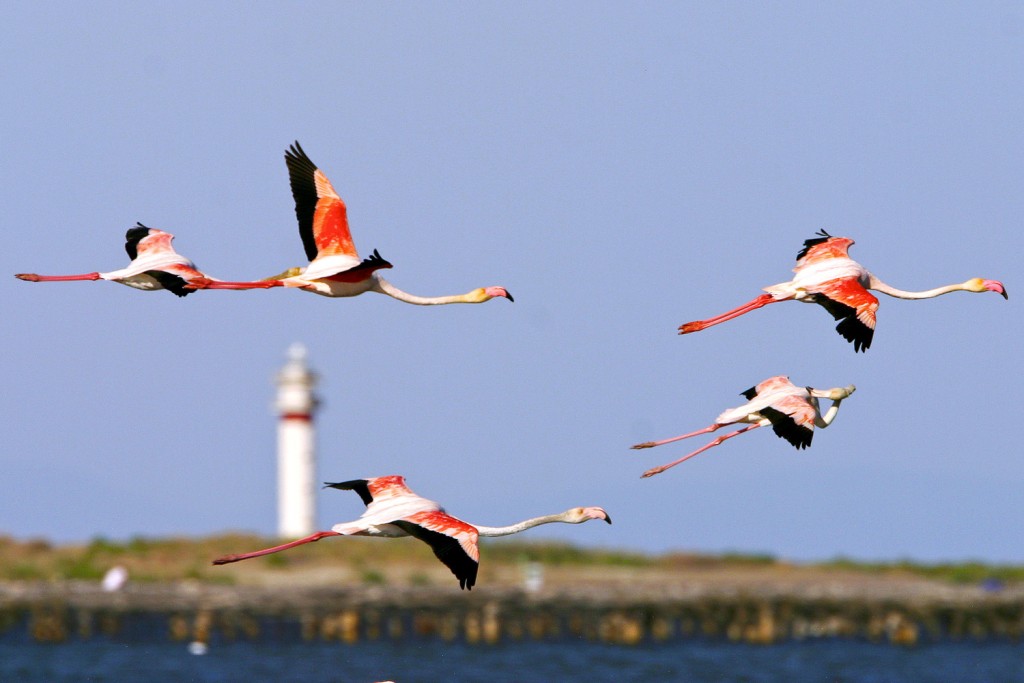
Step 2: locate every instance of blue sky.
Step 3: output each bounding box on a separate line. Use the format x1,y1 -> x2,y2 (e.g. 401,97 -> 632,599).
2,2 -> 1020,563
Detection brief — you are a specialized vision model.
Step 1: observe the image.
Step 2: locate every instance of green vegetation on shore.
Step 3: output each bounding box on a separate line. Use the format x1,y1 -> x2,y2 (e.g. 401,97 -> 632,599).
819,556 -> 1024,585
0,534 -> 1020,586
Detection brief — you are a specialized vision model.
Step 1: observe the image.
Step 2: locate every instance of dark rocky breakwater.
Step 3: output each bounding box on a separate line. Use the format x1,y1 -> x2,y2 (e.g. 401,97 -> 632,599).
3,579 -> 1022,646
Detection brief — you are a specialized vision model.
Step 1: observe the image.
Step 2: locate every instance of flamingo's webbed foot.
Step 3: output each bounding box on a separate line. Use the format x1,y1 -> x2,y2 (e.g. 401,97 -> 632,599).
678,322 -> 703,335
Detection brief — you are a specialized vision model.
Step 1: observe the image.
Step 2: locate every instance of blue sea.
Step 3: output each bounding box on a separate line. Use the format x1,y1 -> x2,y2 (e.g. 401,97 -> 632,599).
2,638 -> 1022,683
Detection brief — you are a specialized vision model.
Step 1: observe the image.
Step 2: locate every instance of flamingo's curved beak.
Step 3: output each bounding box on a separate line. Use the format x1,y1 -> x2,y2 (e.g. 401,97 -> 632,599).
485,286 -> 513,302
983,280 -> 1008,299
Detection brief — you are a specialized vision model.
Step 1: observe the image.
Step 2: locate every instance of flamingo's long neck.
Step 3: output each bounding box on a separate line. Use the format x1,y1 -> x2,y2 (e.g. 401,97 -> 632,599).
372,276 -> 480,305
811,398 -> 845,428
868,275 -> 974,300
474,512 -> 574,537
819,403 -> 841,427
807,385 -> 855,428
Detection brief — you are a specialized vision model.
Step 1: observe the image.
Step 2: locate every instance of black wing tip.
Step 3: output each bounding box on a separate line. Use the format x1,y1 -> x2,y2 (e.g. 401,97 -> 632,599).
740,386 -> 758,400
284,141 -> 322,262
784,429 -> 813,450
447,555 -> 479,591
461,563 -> 479,590
760,406 -> 814,450
795,229 -> 834,261
392,520 -> 479,591
324,479 -> 363,490
284,141 -> 318,173
835,316 -> 874,352
324,479 -> 373,506
124,224 -> 153,259
808,294 -> 873,352
285,140 -> 307,160
145,270 -> 194,298
364,249 -> 393,269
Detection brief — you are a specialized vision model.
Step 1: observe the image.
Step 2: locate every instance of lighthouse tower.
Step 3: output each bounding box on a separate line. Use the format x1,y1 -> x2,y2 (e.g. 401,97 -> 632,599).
275,343 -> 319,538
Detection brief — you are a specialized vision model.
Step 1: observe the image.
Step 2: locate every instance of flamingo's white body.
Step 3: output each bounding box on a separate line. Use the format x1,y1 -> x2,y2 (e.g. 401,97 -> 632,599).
93,231 -> 199,292
15,224 -> 277,297
212,475 -> 610,590
633,376 -> 855,478
249,142 -> 513,305
289,254 -> 378,298
679,230 -> 1007,351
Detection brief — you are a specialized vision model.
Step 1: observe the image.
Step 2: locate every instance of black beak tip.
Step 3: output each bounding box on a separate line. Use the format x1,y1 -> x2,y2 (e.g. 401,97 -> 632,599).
506,292 -> 514,302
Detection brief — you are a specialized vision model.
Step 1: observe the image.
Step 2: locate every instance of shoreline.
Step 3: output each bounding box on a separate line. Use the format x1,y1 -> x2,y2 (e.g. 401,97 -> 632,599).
4,576 -> 1022,646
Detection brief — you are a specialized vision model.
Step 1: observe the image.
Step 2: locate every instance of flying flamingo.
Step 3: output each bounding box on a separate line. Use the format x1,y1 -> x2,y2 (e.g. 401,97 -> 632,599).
632,376 -> 855,478
212,475 -> 610,590
246,142 -> 513,304
678,230 -> 1007,351
14,223 -> 277,297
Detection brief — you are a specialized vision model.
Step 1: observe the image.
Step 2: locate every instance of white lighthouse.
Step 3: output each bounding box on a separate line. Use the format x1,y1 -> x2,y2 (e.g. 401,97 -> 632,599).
275,343 -> 319,538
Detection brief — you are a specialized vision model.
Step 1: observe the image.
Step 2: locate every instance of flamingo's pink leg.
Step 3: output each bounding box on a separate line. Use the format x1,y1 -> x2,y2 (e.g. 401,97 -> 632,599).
631,424 -> 721,450
211,530 -> 341,565
15,272 -> 101,282
641,424 -> 763,478
193,280 -> 284,290
679,294 -> 777,334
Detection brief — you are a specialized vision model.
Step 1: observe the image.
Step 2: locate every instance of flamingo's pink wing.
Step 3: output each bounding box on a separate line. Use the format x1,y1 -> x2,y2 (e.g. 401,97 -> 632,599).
126,224 -> 177,259
813,278 -> 878,332
751,376 -> 797,396
325,475 -> 415,506
285,142 -> 359,262
398,511 -> 480,590
795,232 -> 854,266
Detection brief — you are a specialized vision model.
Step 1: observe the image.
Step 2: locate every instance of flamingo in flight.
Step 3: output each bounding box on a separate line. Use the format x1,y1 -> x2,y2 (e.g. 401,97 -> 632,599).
212,475 -> 610,590
14,223 -> 277,297
233,142 -> 513,304
678,230 -> 1007,351
632,376 -> 855,478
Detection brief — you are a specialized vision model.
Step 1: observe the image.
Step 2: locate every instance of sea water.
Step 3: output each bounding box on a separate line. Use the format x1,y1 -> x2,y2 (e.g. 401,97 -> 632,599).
2,638 -> 1022,683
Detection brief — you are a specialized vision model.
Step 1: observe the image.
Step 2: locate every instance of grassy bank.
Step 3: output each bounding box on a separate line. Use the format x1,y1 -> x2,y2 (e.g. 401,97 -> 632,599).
1,534 -> 1020,588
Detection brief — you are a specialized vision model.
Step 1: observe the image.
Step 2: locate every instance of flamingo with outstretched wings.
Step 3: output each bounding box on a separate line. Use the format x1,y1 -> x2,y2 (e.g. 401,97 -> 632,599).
249,142 -> 513,305
633,376 -> 855,478
679,230 -> 1006,351
212,475 -> 610,590
16,223 -> 277,297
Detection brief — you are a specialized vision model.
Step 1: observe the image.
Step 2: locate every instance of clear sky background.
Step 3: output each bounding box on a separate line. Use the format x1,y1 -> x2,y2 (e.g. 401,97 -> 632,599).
2,3 -> 1020,563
